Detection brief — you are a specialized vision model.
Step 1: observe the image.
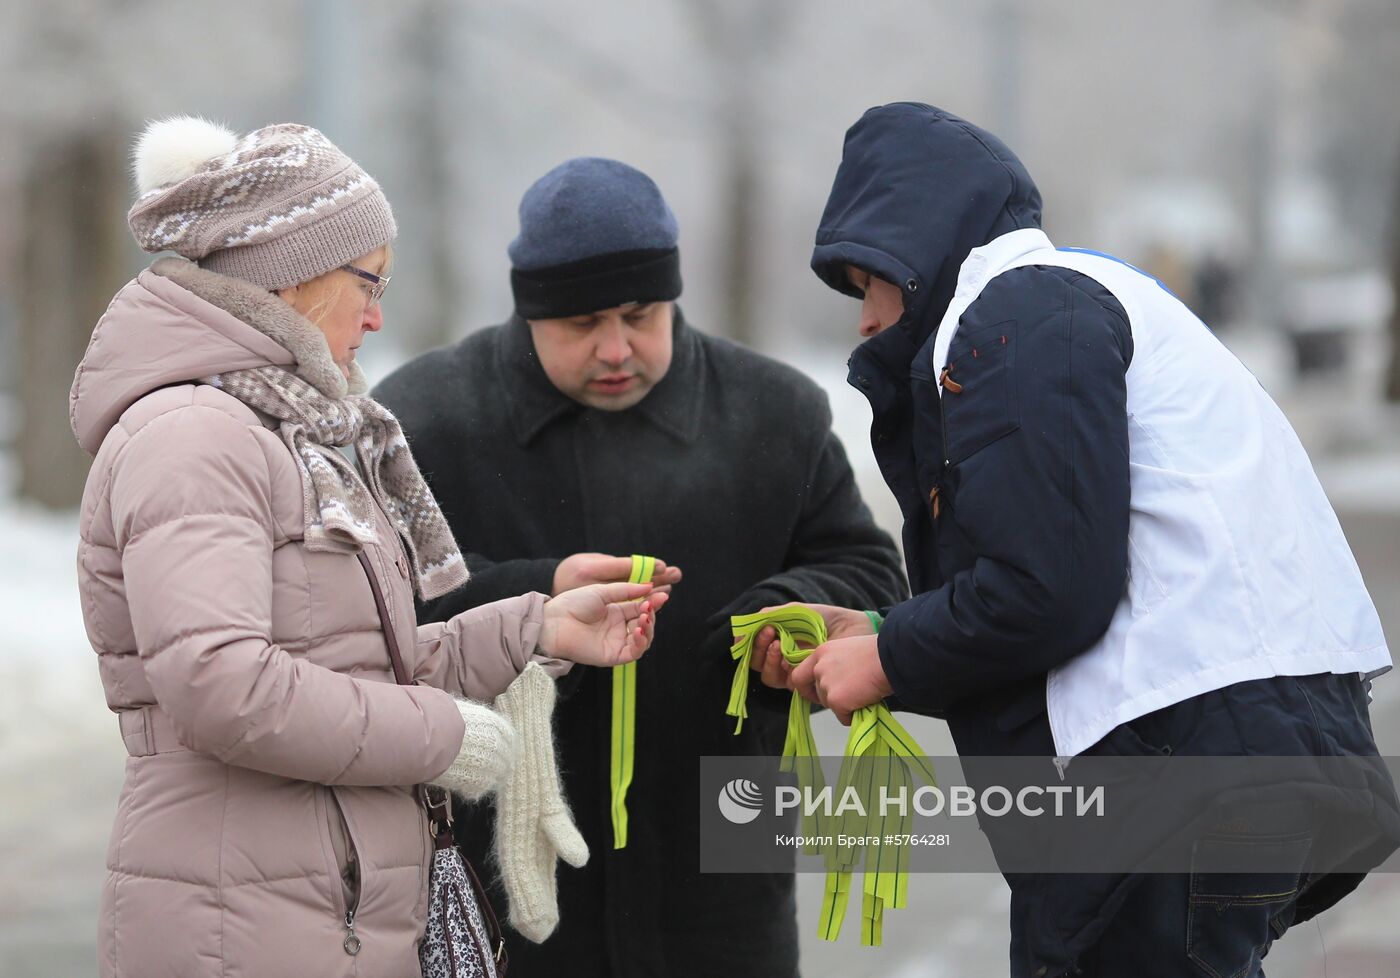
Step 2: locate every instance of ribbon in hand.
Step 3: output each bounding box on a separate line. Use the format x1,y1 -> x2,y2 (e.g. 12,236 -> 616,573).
609,554 -> 655,849
727,605 -> 936,947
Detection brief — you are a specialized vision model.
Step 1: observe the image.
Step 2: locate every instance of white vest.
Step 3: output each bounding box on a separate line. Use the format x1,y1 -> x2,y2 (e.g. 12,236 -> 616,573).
931,229 -> 1392,760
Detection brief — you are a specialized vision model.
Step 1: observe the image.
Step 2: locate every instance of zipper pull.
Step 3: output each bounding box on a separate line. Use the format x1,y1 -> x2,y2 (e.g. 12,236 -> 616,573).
342,910 -> 362,956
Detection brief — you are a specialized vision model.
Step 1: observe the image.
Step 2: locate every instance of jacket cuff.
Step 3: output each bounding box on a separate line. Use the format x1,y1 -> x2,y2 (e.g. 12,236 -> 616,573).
877,597 -> 942,717
529,650 -> 573,679
523,591 -> 572,679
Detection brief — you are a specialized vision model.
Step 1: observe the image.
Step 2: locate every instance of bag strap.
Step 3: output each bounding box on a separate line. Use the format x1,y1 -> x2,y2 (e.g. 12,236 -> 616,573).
357,549 -> 412,684
459,846 -> 509,974
355,548 -> 509,972
356,550 -> 452,828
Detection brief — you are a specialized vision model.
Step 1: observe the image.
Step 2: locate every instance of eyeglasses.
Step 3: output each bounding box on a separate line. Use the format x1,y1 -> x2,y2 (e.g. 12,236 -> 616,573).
340,263 -> 391,306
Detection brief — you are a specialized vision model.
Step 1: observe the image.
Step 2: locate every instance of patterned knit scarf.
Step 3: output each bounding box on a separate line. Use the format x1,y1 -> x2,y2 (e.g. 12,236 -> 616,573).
205,365 -> 468,600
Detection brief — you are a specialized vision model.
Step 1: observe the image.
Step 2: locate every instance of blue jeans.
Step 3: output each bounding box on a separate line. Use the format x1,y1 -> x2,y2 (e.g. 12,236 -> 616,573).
1074,868 -> 1307,978
1012,801 -> 1317,977
1005,672 -> 1388,977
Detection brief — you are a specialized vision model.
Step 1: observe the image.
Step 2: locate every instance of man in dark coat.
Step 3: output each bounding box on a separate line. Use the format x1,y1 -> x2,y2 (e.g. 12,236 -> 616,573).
374,156 -> 907,978
785,103 -> 1400,977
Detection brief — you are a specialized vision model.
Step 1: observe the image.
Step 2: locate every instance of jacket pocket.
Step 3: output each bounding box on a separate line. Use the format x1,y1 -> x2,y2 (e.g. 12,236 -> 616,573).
941,320 -> 1020,465
1186,832 -> 1310,978
322,787 -> 361,918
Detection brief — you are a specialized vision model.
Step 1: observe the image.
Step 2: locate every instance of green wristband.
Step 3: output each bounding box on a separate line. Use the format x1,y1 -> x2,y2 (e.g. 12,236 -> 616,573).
865,610 -> 884,634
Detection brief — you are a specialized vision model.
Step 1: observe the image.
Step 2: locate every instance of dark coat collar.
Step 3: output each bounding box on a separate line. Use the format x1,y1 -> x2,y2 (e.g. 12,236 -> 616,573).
496,306 -> 705,446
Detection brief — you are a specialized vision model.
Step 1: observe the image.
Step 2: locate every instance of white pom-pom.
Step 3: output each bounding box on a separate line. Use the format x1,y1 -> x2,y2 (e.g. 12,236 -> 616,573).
132,116 -> 239,194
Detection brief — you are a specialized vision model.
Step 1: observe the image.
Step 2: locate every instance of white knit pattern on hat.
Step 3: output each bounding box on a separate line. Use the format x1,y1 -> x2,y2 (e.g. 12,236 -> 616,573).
492,663 -> 590,943
431,700 -> 519,801
128,119 -> 396,290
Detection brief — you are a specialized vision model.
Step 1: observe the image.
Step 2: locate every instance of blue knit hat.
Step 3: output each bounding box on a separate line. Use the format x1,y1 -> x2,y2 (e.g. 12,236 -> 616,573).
508,157 -> 683,319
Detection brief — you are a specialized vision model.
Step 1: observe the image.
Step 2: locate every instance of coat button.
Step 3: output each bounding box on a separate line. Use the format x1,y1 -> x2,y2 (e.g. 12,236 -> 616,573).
1033,967 -> 1048,977
396,555 -> 409,579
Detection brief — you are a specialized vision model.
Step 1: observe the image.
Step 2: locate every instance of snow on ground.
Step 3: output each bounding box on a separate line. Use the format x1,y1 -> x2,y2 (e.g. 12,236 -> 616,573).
0,494 -> 128,978
0,499 -> 91,662
0,497 -> 109,764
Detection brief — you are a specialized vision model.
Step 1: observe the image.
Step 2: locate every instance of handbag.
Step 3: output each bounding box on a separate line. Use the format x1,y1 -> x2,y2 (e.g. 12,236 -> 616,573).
357,550 -> 509,978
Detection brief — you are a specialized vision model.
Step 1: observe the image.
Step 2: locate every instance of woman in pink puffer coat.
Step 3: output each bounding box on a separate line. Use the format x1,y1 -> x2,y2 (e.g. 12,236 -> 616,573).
71,118 -> 663,978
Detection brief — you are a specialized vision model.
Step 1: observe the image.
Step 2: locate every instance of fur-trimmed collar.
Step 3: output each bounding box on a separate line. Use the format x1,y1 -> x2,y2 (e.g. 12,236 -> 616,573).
150,256 -> 367,397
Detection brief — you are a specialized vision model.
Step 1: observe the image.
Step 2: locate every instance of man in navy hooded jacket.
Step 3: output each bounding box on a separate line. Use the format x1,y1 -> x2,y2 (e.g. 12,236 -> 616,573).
772,102 -> 1400,977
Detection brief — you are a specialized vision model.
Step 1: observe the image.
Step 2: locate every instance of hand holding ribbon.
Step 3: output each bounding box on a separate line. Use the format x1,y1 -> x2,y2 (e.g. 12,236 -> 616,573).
744,601 -> 877,696
727,604 -> 935,948
789,634 -> 893,725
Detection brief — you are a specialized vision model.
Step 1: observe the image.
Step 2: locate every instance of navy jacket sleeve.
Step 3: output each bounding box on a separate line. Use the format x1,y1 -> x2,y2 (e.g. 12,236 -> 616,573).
879,267 -> 1133,714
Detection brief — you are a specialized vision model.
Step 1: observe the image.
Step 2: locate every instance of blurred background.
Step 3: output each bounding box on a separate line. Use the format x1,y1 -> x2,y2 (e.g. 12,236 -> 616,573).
2,0 -> 1399,975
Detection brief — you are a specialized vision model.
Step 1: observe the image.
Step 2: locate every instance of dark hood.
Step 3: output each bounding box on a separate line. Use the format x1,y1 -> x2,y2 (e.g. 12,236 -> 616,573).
811,102 -> 1043,357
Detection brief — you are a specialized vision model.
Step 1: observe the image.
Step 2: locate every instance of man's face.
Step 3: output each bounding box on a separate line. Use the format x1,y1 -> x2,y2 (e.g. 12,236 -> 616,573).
846,265 -> 905,338
528,301 -> 675,410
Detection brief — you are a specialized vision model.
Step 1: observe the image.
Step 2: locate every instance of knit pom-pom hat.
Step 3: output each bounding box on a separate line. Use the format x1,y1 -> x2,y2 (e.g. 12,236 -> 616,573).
126,116 -> 397,291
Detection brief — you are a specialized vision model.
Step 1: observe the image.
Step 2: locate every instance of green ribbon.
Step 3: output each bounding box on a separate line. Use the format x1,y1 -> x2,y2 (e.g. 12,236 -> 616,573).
610,554 -> 654,850
818,706 -> 935,946
727,606 -> 935,947
728,606 -> 825,735
729,607 -> 830,846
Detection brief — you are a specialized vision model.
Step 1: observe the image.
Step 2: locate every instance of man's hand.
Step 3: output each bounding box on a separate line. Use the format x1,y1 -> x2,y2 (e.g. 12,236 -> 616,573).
539,582 -> 668,666
788,635 -> 893,725
745,602 -> 876,692
552,552 -> 683,596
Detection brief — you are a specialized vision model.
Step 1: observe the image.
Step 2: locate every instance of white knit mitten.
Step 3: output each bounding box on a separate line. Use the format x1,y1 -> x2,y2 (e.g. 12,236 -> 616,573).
430,699 -> 517,801
493,662 -> 590,943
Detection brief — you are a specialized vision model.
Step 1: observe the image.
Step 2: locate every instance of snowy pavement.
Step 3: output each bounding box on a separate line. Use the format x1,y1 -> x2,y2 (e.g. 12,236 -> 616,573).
2,351 -> 1398,976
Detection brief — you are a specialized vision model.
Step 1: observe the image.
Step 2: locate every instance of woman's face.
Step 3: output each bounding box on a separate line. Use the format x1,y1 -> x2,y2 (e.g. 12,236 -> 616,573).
279,246 -> 389,380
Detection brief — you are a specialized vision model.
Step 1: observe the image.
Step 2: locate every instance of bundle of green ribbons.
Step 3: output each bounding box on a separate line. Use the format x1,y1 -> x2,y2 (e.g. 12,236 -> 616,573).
728,606 -> 936,946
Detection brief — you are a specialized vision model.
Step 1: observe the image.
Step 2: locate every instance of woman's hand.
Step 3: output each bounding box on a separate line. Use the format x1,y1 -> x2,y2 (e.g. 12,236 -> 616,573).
746,601 -> 875,691
539,582 -> 668,666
